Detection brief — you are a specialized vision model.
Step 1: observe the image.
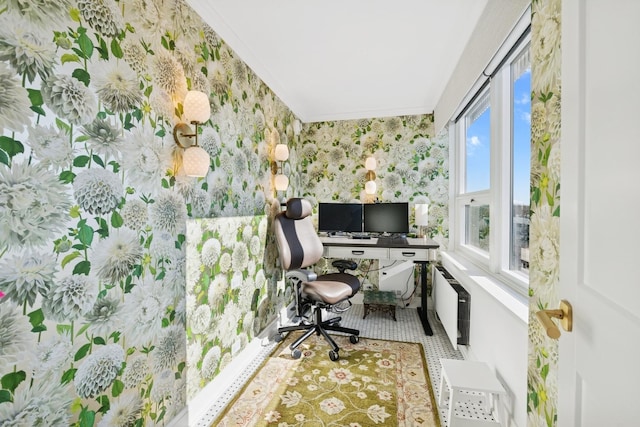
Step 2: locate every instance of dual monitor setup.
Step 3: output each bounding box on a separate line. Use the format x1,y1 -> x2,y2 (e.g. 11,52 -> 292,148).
318,202 -> 409,237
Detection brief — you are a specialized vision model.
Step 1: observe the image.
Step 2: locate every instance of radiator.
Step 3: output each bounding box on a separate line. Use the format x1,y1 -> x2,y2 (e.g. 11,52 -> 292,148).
434,266 -> 470,350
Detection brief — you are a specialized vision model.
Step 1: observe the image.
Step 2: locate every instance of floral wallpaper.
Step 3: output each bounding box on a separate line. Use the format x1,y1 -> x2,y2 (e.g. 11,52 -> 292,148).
185,216 -> 277,399
297,116 -> 450,285
528,0 -> 562,425
0,0 -> 291,425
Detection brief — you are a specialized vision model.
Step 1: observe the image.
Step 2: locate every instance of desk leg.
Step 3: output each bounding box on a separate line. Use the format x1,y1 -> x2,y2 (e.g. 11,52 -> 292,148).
416,261 -> 433,336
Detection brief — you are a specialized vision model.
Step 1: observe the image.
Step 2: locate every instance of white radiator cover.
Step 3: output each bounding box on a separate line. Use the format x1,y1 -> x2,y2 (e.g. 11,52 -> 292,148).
434,267 -> 459,349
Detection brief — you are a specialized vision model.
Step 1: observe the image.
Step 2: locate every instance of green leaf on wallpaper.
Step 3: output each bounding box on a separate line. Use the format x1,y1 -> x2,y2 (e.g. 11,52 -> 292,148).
61,53 -> 81,64
111,211 -> 123,228
546,191 -> 554,207
1,371 -> 26,393
111,39 -> 124,58
77,32 -> 94,58
75,343 -> 91,361
73,155 -> 90,167
79,407 -> 95,427
61,367 -> 77,385
72,68 -> 90,86
73,260 -> 91,275
0,149 -> 8,166
0,136 -> 24,157
78,224 -> 94,246
541,363 -> 550,381
93,336 -> 106,345
27,88 -> 43,106
111,379 -> 124,397
61,251 -> 81,268
553,205 -> 560,217
27,309 -> 46,332
0,390 -> 11,404
96,395 -> 110,414
531,187 -> 541,205
59,170 -> 76,184
92,154 -> 105,167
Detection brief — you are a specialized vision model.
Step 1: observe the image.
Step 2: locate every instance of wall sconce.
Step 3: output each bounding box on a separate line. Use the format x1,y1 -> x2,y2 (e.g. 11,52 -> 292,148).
271,143 -> 289,191
415,203 -> 429,238
364,156 -> 377,195
173,90 -> 211,177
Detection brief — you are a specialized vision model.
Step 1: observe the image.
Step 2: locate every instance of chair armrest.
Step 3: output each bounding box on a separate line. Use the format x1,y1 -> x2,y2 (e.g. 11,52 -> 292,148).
285,269 -> 318,283
332,259 -> 358,272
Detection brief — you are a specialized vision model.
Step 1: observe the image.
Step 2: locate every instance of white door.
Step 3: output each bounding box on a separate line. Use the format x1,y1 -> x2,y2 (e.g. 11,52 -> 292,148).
559,1 -> 640,425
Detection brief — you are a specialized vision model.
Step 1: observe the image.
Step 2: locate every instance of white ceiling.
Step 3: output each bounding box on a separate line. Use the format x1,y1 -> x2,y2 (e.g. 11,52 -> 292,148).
187,0 -> 489,123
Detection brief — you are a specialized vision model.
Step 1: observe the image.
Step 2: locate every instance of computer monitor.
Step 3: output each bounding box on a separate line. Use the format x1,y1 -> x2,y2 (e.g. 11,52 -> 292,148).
318,203 -> 363,233
363,202 -> 409,235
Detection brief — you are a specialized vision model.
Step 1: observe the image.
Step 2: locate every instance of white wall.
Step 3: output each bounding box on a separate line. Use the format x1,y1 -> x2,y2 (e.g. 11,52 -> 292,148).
441,252 -> 529,427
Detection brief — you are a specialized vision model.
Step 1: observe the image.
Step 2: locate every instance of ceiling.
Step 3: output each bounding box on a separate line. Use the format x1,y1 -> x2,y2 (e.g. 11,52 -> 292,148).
187,0 -> 490,123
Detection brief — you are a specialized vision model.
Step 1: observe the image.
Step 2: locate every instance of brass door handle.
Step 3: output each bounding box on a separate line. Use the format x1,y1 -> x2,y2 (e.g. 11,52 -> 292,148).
536,299 -> 573,339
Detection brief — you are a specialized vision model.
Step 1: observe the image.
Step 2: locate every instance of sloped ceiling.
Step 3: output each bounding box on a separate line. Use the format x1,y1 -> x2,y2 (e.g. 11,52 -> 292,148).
187,0 -> 490,123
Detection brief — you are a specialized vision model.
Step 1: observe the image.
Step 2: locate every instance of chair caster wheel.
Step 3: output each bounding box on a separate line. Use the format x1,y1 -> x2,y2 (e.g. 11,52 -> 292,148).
291,349 -> 302,359
349,335 -> 359,344
274,333 -> 284,342
329,350 -> 339,361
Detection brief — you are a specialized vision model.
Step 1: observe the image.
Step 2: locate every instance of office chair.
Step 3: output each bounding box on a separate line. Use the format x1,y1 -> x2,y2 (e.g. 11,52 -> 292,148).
274,198 -> 360,361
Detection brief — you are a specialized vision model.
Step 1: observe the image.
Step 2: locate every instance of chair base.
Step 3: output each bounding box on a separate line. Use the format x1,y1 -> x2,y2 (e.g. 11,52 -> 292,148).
277,306 -> 360,361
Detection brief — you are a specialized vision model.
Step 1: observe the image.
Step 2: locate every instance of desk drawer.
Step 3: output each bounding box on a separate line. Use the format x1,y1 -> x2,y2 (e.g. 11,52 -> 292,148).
324,246 -> 389,260
389,248 -> 429,261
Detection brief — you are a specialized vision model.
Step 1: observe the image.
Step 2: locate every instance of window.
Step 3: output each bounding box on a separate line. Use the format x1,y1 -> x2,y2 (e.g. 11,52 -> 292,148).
452,32 -> 531,293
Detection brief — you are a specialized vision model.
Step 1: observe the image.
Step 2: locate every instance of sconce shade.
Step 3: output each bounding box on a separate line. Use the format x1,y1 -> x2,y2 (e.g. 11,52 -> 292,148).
274,144 -> 289,161
183,145 -> 210,177
365,156 -> 377,171
415,204 -> 429,226
274,174 -> 289,191
183,90 -> 210,123
365,180 -> 377,195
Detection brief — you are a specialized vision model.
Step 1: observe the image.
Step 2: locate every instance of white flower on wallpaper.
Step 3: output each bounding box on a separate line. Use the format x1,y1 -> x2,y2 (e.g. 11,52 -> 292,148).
0,304 -> 35,366
190,304 -> 212,335
151,369 -> 175,403
152,51 -> 188,102
149,190 -> 188,235
531,0 -> 561,93
153,324 -> 186,372
120,198 -> 149,231
0,380 -> 73,426
29,124 -> 76,170
41,74 -> 98,126
201,345 -> 222,379
42,272 -> 98,322
92,228 -> 143,283
120,127 -> 174,195
31,332 -> 73,381
76,0 -> 124,38
122,276 -> 171,348
73,168 -> 123,215
75,344 -> 125,398
121,355 -> 150,389
0,17 -> 57,83
97,390 -> 142,427
81,118 -> 124,162
201,238 -> 222,268
83,295 -> 123,338
0,251 -> 57,307
0,62 -> 32,132
0,162 -> 71,249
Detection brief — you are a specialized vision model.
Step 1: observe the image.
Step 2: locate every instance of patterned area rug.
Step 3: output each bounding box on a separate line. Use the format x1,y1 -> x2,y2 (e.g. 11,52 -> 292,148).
212,332 -> 441,426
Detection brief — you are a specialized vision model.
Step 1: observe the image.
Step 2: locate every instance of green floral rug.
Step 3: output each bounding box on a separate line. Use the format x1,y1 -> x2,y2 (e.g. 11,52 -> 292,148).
212,332 -> 440,426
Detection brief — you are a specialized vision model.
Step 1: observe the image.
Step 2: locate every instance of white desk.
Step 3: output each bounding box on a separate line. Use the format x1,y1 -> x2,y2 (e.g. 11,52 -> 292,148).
320,236 -> 439,335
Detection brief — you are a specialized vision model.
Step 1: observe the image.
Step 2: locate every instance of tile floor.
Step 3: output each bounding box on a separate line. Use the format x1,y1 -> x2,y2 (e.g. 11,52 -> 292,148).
194,303 -> 498,426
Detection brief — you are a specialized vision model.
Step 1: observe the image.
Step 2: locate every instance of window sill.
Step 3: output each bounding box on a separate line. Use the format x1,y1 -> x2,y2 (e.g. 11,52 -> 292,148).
439,251 -> 529,323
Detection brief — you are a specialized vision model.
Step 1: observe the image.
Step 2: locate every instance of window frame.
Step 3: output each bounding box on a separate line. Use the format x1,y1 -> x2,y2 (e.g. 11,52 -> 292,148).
450,31 -> 531,295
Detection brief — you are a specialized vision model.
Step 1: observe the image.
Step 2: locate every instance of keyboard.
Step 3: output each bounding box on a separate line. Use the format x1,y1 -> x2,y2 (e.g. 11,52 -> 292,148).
351,232 -> 371,239
376,236 -> 408,246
